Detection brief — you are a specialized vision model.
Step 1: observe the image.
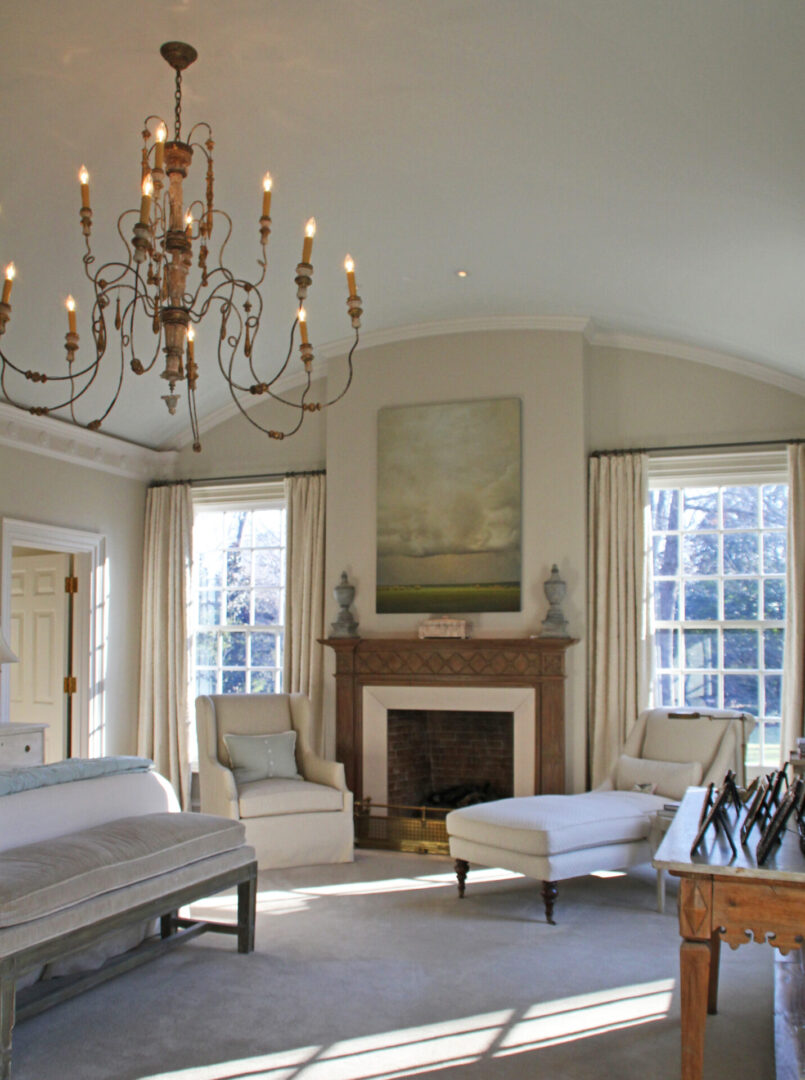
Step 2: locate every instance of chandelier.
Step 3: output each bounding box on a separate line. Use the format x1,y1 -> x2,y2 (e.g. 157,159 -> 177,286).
0,42 -> 363,452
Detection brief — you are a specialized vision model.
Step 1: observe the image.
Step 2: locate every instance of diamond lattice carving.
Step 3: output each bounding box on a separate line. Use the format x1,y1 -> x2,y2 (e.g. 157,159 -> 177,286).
680,881 -> 711,938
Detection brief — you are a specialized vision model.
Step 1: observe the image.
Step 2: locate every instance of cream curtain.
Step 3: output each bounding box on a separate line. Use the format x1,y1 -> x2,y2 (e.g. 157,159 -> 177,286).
137,483 -> 193,808
283,473 -> 327,756
587,452 -> 651,787
782,444 -> 805,761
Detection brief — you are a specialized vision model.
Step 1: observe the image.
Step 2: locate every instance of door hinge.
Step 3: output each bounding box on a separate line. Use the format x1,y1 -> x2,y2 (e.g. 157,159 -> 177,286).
64,675 -> 77,695
65,576 -> 78,594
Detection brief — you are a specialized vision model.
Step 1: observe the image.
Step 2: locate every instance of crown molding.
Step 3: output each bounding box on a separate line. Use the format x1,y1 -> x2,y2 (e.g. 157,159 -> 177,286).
155,316 -> 805,451
318,315 -> 594,357
164,316 -> 594,450
585,325 -> 805,398
0,402 -> 177,481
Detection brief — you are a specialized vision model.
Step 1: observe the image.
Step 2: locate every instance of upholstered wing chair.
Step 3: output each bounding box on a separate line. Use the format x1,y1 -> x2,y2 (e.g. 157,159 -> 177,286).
196,693 -> 354,869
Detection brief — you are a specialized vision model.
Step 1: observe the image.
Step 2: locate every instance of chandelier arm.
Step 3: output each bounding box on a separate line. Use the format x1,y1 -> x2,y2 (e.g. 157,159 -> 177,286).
121,291 -> 163,376
114,211 -> 137,268
314,329 -> 360,408
187,126 -> 213,154
258,317 -> 298,401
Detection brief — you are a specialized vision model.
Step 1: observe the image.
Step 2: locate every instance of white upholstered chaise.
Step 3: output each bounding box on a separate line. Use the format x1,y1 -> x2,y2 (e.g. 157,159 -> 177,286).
446,708 -> 754,923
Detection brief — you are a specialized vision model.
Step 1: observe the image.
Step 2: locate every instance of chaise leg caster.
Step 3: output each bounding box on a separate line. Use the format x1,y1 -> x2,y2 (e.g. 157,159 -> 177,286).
541,881 -> 558,925
455,859 -> 469,898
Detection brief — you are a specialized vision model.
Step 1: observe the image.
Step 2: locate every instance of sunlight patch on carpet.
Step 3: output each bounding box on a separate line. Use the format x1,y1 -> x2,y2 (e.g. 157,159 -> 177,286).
136,980 -> 674,1080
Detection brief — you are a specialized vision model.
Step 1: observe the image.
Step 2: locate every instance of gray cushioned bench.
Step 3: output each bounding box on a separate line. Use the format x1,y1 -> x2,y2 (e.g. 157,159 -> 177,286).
0,764 -> 257,1080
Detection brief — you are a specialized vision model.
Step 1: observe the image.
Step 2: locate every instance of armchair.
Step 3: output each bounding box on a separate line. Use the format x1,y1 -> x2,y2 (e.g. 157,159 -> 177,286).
196,693 -> 354,869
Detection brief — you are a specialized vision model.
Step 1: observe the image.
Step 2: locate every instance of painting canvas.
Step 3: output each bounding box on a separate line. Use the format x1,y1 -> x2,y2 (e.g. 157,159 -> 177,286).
376,397 -> 521,614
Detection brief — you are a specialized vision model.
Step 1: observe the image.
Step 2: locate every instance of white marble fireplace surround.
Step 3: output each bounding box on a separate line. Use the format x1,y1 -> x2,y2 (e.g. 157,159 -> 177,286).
362,685 -> 536,808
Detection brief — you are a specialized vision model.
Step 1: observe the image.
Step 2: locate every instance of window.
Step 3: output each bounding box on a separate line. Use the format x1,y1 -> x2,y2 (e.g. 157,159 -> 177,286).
649,456 -> 788,769
192,484 -> 286,701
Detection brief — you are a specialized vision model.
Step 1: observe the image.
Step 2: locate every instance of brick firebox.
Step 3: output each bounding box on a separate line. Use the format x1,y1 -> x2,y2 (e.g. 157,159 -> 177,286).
386,710 -> 514,807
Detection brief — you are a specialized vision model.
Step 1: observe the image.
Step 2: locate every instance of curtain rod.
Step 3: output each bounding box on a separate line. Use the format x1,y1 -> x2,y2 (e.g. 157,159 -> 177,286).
589,437 -> 805,458
150,468 -> 325,489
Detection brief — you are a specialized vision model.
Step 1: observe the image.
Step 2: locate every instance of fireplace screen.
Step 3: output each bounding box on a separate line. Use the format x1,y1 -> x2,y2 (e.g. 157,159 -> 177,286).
356,709 -> 514,855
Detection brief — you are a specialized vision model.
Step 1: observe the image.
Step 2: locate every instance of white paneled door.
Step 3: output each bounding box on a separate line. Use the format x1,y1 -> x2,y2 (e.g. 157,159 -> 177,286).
9,553 -> 70,762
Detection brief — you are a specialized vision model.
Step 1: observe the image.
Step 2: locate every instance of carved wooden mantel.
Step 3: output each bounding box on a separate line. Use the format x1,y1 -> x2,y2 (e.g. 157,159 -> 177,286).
322,636 -> 577,802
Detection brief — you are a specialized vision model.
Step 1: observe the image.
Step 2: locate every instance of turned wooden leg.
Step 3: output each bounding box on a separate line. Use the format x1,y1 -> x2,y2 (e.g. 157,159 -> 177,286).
237,865 -> 257,954
680,939 -> 711,1080
1,962 -> 15,1080
541,881 -> 558,925
455,859 -> 469,898
707,931 -> 721,1015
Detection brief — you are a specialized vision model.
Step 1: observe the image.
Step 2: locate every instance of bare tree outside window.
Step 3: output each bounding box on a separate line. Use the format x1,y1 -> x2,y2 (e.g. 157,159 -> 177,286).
193,507 -> 286,698
650,483 -> 787,767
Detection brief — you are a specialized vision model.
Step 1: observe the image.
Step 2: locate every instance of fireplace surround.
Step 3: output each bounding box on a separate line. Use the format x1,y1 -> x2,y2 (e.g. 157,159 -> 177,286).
323,636 -> 577,803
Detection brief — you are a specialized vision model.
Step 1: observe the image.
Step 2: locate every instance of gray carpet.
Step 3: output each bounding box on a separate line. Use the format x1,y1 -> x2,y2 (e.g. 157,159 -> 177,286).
12,851 -> 774,1079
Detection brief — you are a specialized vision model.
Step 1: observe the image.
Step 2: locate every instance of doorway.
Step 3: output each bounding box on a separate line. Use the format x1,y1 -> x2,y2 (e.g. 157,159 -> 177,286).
1,519 -> 107,759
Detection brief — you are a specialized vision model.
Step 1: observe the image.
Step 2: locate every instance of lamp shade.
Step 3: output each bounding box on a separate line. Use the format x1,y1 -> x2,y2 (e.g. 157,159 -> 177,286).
0,628 -> 18,665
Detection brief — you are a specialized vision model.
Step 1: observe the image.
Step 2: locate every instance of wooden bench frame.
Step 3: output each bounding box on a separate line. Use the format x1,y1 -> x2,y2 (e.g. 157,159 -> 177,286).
0,859 -> 257,1079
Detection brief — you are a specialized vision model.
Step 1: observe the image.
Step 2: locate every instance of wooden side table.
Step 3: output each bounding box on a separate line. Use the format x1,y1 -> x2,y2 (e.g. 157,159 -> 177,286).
0,723 -> 47,768
653,787 -> 805,1080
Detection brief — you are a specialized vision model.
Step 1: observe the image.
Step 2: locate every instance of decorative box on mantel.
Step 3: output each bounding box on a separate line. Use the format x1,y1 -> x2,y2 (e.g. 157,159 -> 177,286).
321,636 -> 577,802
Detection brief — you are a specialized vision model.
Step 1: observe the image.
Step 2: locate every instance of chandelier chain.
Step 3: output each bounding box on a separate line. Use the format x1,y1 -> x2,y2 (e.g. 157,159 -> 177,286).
174,68 -> 183,141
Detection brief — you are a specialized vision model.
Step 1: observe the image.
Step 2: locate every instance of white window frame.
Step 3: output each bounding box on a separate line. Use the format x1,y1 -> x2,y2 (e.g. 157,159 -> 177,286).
191,480 -> 286,702
648,450 -> 788,773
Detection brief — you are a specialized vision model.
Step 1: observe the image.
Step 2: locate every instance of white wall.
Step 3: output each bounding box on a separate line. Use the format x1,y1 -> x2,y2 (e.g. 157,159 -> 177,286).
0,443 -> 147,754
585,345 -> 805,450
172,378 -> 327,479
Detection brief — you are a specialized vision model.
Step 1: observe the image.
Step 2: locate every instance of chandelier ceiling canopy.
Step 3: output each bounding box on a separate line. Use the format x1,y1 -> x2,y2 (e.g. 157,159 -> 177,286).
0,41 -> 362,453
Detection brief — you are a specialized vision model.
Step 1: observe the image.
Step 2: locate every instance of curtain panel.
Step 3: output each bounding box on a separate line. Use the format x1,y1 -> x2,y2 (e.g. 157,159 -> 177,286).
283,473 -> 327,756
137,483 -> 193,808
782,444 -> 805,761
587,452 -> 651,787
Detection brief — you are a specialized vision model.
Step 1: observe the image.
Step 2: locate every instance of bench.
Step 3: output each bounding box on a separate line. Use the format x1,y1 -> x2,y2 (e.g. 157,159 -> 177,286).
0,760 -> 257,1079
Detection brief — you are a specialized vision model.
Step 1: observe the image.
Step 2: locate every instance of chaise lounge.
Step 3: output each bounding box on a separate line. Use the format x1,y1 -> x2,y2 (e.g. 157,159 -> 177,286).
446,708 -> 754,923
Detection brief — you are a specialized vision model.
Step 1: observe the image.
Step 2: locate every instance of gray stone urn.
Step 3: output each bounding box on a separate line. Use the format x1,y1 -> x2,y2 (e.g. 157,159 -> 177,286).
330,571 -> 359,638
539,564 -> 570,637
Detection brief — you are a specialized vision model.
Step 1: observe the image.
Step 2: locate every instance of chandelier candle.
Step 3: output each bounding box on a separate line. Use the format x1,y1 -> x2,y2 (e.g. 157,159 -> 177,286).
0,40 -> 362,451
65,297 -> 77,335
79,167 -> 90,210
1,265 -> 14,306
154,124 -> 166,171
302,218 -> 316,264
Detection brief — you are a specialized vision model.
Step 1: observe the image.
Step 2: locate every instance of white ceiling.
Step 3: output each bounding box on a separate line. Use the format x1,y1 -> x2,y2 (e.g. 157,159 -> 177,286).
2,0 -> 805,450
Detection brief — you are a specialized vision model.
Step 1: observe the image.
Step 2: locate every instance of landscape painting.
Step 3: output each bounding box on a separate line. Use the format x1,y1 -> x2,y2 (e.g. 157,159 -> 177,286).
376,397 -> 521,614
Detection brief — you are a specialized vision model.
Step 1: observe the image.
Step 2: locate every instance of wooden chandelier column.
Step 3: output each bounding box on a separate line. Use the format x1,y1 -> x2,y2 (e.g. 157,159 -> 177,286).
322,636 -> 577,802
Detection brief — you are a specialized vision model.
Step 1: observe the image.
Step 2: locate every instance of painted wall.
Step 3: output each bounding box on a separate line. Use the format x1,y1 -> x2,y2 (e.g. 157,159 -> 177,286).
586,345 -> 805,450
0,443 -> 147,755
325,329 -> 589,790
172,378 -> 327,479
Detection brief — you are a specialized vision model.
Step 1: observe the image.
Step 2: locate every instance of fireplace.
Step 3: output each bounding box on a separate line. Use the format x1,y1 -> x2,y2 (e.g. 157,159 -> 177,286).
323,637 -> 576,855
324,636 -> 576,801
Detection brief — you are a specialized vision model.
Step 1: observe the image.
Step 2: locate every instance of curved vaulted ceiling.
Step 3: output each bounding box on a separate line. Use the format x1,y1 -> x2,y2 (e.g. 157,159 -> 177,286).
1,1 -> 805,449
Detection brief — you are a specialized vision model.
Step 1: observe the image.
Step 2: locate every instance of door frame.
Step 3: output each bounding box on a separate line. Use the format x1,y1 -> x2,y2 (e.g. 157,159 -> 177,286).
1,518 -> 106,757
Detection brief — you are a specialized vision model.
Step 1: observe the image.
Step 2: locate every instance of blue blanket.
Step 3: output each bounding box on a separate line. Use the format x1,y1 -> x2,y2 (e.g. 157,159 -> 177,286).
0,756 -> 154,797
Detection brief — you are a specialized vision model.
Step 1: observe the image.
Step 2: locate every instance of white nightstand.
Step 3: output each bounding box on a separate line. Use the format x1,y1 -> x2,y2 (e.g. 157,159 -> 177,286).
0,723 -> 47,768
